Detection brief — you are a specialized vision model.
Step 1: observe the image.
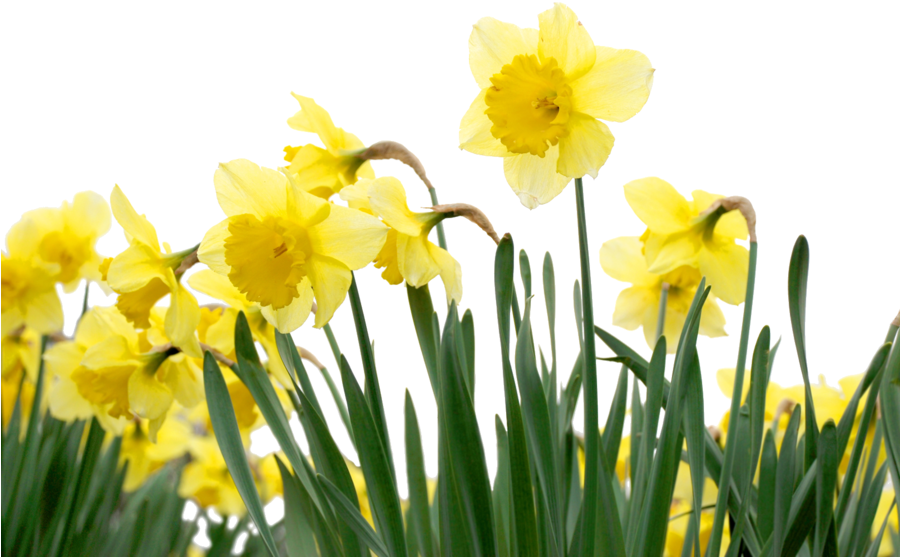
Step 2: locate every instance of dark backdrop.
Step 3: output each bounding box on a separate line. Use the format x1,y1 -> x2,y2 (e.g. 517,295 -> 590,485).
2,2 -> 900,485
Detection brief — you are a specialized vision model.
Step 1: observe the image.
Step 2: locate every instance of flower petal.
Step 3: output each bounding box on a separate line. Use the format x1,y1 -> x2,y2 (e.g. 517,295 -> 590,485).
426,242 -> 463,303
714,211 -> 749,240
366,177 -> 426,236
286,144 -> 345,198
645,231 -> 699,275
198,219 -> 231,276
188,269 -> 250,310
571,47 -> 654,122
214,159 -> 288,220
128,368 -> 173,420
288,94 -> 343,153
160,353 -> 204,409
397,233 -> 442,288
468,17 -> 539,88
612,285 -> 653,331
699,242 -> 749,306
261,277 -> 314,334
624,178 -> 693,234
23,287 -> 64,335
165,274 -> 202,358
599,236 -> 656,286
111,185 -> 160,250
557,112 -> 614,179
537,3 -> 596,81
306,255 -> 352,329
69,191 -> 112,239
286,176 -> 332,228
107,244 -> 167,292
309,204 -> 388,270
503,146 -> 571,209
459,89 -> 509,157
699,296 -> 728,338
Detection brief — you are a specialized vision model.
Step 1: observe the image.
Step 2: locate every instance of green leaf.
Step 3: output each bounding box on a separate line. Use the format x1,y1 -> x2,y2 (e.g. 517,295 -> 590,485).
318,474 -> 391,557
864,500 -> 896,557
405,392 -> 435,557
602,365 -> 629,473
782,460 -> 819,557
814,421 -> 838,557
274,330 -> 325,418
878,328 -> 900,529
493,418 -> 511,557
407,283 -> 440,395
758,429 -> 777,544
461,309 -> 476,399
543,252 -> 557,384
519,249 -> 532,299
202,352 -> 278,557
773,405 -> 802,557
787,235 -> 819,470
682,355 -> 705,557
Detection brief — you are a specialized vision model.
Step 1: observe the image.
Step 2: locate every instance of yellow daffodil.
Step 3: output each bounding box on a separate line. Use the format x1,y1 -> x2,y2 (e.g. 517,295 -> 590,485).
8,192 -> 110,292
600,236 -> 726,353
188,269 -> 294,389
119,417 -> 191,491
105,186 -> 201,357
45,306 -> 202,438
340,177 -> 463,302
283,95 -> 375,199
0,250 -> 65,337
624,178 -> 750,306
460,3 -> 654,209
1,327 -> 41,428
198,159 -> 387,333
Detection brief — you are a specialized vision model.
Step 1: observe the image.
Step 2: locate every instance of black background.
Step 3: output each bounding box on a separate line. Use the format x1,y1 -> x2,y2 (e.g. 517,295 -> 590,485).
2,2 -> 900,485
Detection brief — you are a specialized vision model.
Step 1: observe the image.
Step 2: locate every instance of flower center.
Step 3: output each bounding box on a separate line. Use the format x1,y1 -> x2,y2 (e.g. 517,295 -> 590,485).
484,54 -> 572,157
224,214 -> 309,310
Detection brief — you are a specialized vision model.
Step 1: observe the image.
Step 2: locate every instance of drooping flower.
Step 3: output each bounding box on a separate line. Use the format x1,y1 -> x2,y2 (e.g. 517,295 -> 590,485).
340,177 -> 462,302
282,95 -> 375,199
198,159 -> 388,332
9,192 -> 111,292
460,3 -> 654,209
599,236 -> 726,353
45,305 -> 202,438
104,186 -> 201,357
623,178 -> 750,305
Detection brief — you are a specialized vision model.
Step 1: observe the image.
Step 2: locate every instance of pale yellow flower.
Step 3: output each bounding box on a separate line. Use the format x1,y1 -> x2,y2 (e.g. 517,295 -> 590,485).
624,178 -> 750,305
119,417 -> 191,491
283,95 -> 375,199
106,185 -> 201,357
198,159 -> 387,332
600,236 -> 726,353
2,220 -> 63,336
340,177 -> 462,303
1,327 -> 41,428
460,3 -> 653,208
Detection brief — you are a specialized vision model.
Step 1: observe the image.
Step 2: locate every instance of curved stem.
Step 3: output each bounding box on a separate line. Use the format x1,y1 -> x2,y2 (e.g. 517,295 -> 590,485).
428,188 -> 448,251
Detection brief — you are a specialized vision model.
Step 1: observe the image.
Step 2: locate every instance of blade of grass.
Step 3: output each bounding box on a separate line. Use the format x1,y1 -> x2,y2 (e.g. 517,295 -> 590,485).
813,421 -> 838,557
405,392 -> 435,557
773,405 -> 802,557
318,474 -> 391,557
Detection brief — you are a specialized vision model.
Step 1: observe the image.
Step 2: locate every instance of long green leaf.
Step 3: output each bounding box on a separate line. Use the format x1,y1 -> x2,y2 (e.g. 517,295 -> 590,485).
407,283 -> 440,395
405,392 -> 435,557
202,351 -> 278,557
773,405 -> 802,557
814,421 -> 838,557
319,474 -> 391,557
758,429 -> 777,544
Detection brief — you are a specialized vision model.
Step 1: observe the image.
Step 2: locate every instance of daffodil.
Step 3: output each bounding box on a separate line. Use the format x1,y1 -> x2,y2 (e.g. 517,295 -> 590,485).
45,306 -> 202,438
340,177 -> 462,302
623,178 -> 750,305
459,3 -> 654,209
9,191 -> 110,292
1,327 -> 41,428
105,186 -> 201,357
119,417 -> 191,491
188,269 -> 294,389
0,251 -> 65,337
198,159 -> 387,333
283,94 -> 375,199
600,236 -> 726,353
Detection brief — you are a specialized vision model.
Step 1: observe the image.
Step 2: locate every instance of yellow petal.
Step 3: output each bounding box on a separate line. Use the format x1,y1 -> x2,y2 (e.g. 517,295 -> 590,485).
309,204 -> 388,270
537,3 -> 596,81
49,372 -> 94,421
645,231 -> 699,275
286,176 -> 331,228
76,306 -> 139,349
198,219 -> 231,276
306,255 -> 352,328
426,242 -> 463,303
714,211 -> 750,240
468,17 -> 539,88
188,269 -> 250,310
288,94 -> 343,152
624,178 -> 692,235
503,146 -> 571,209
165,276 -> 202,358
111,185 -> 160,250
612,286 -> 653,331
107,243 -> 167,292
366,177 -> 424,236
599,236 -> 656,287
160,353 -> 203,409
397,233 -> 442,288
338,182 -> 373,213
23,288 -> 64,335
557,112 -> 614,179
214,159 -> 288,220
115,277 -> 170,330
205,307 -> 237,355
69,191 -> 112,239
459,89 -> 509,157
716,368 -> 750,403
571,47 -> 654,122
128,367 -> 173,420
260,278 -> 314,334
699,297 -> 728,338
699,242 -> 749,306
286,144 -> 345,198
690,190 -> 723,214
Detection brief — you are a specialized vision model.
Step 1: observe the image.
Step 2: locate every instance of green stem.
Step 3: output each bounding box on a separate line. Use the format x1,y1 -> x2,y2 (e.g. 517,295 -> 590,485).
575,178 -> 600,557
655,282 -> 669,344
322,324 -> 343,369
706,241 -> 758,557
428,188 -> 448,251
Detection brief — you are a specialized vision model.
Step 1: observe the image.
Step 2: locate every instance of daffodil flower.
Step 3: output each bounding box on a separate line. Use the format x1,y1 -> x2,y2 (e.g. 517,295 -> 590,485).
198,159 -> 388,333
45,306 -> 203,438
460,3 -> 654,209
623,178 -> 750,305
119,418 -> 191,491
282,94 -> 375,199
7,191 -> 111,293
188,269 -> 294,389
340,177 -> 463,303
1,327 -> 41,427
599,236 -> 726,353
2,217 -> 64,336
105,185 -> 201,357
